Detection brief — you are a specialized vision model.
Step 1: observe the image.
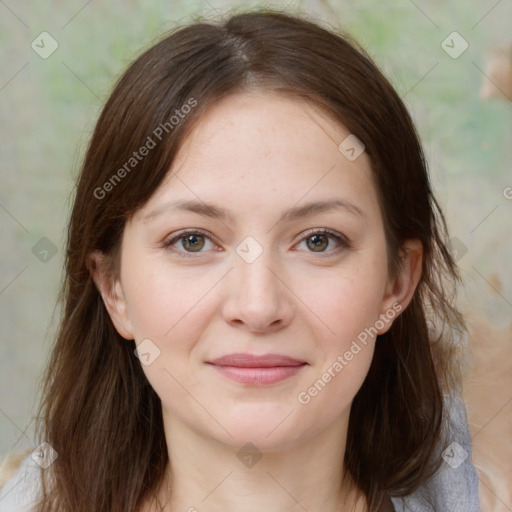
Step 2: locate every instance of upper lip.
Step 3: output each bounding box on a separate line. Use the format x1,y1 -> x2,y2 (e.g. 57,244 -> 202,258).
207,353 -> 307,367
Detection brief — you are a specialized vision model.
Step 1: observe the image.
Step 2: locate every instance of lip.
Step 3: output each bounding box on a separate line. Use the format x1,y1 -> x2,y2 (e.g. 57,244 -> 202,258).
206,353 -> 307,385
208,353 -> 306,367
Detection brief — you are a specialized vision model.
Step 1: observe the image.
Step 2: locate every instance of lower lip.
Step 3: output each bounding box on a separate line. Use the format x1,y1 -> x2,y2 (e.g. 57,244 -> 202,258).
208,364 -> 306,385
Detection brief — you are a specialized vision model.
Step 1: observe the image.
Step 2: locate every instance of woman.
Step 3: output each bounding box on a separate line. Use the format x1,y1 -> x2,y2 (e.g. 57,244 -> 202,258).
0,9 -> 480,512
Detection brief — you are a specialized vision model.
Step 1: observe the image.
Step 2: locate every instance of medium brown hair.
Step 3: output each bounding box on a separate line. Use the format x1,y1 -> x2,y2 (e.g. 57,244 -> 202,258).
35,8 -> 465,511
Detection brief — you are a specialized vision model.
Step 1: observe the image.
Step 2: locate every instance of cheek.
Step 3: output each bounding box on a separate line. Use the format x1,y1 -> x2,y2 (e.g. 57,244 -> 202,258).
121,265 -> 218,405
301,264 -> 388,348
121,261 -> 226,394
293,265 -> 387,404
295,284 -> 380,425
122,260 -> 219,343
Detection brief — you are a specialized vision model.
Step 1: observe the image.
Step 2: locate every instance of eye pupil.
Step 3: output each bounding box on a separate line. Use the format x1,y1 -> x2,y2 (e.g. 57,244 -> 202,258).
307,234 -> 328,252
183,234 -> 204,252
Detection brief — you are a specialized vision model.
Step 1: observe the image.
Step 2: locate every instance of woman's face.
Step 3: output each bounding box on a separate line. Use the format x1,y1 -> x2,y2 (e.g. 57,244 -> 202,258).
100,90 -> 415,451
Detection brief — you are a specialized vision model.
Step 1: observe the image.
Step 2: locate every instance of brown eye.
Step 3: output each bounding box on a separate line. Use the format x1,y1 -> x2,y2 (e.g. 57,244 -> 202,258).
163,230 -> 216,257
180,234 -> 205,252
306,234 -> 329,252
296,229 -> 351,255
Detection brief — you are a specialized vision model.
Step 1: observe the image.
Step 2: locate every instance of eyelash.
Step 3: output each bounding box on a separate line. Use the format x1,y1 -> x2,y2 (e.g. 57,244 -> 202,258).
162,228 -> 351,258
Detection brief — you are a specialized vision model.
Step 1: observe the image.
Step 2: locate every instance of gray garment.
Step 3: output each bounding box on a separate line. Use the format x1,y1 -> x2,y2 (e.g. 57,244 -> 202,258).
0,394 -> 480,511
390,393 -> 481,511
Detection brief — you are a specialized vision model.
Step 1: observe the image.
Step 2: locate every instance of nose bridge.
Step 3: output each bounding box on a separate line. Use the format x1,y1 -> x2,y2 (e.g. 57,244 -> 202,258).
222,235 -> 293,331
235,238 -> 281,303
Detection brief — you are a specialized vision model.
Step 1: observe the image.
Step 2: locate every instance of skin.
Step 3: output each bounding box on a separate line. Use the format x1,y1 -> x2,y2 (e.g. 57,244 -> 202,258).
90,90 -> 422,512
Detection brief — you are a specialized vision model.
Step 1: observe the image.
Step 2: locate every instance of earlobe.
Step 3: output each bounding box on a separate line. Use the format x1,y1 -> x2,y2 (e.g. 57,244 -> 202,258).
378,239 -> 423,334
87,251 -> 134,340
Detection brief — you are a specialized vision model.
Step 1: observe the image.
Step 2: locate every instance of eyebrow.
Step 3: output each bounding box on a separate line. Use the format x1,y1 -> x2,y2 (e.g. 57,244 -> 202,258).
142,198 -> 365,224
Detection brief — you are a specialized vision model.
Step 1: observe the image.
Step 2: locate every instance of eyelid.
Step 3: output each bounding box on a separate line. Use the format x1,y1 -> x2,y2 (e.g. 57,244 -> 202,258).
294,227 -> 350,245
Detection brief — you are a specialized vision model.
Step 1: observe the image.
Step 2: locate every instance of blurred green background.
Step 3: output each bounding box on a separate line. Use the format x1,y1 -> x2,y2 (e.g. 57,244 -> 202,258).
1,0 -> 510,465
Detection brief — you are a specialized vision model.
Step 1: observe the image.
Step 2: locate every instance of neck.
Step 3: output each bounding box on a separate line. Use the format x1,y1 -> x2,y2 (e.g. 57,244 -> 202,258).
152,411 -> 367,512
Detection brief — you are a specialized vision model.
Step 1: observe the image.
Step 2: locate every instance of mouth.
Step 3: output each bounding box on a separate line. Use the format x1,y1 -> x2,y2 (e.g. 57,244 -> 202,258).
205,353 -> 308,385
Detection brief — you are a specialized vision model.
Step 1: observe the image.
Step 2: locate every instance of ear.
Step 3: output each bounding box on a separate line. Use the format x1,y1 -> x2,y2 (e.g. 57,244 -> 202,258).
87,250 -> 134,340
378,239 -> 423,334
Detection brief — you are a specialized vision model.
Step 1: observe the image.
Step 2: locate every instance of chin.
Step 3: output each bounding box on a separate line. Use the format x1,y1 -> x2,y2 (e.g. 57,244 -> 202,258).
205,404 -> 317,451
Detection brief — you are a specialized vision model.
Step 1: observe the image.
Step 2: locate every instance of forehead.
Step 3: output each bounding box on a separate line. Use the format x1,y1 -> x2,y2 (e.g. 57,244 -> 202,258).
176,89 -> 352,160
133,90 -> 381,227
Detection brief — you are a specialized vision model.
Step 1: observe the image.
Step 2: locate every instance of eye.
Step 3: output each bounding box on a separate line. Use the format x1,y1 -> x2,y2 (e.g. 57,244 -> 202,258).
295,229 -> 351,254
163,228 -> 351,258
163,230 -> 217,256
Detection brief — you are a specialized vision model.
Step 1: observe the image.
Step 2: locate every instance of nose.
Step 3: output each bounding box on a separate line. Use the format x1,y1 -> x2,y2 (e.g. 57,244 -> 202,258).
221,246 -> 295,334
